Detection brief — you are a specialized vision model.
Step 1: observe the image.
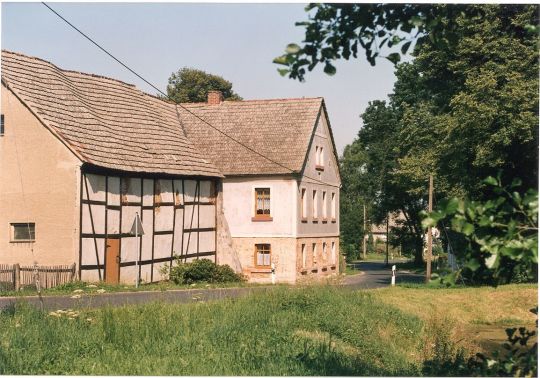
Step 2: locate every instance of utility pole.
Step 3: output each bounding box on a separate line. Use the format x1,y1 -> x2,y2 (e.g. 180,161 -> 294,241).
385,216 -> 389,266
362,204 -> 367,260
426,174 -> 433,283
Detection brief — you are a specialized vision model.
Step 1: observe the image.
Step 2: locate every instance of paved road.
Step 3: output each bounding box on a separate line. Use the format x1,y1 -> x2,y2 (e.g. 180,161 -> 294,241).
0,261 -> 423,310
343,260 -> 424,289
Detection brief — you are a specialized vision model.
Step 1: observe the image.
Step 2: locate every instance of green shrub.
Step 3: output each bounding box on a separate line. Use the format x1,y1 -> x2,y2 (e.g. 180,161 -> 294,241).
169,258 -> 244,284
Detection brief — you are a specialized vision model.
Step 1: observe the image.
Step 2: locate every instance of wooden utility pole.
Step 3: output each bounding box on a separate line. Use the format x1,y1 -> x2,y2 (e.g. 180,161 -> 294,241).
385,216 -> 389,266
426,174 -> 433,283
362,204 -> 367,260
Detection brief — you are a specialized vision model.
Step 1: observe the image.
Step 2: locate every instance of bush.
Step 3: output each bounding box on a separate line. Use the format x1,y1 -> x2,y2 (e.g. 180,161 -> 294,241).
169,258 -> 244,284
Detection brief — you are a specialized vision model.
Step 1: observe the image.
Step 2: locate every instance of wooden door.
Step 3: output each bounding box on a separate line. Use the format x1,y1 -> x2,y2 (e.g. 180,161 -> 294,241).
105,239 -> 120,284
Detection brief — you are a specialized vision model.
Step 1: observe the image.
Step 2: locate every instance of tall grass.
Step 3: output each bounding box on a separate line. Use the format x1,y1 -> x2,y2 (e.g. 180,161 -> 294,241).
0,286 -> 423,375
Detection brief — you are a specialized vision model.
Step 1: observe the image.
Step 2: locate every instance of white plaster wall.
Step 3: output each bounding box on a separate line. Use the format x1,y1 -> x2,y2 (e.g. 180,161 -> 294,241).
0,85 -> 82,266
222,176 -> 295,237
297,114 -> 341,237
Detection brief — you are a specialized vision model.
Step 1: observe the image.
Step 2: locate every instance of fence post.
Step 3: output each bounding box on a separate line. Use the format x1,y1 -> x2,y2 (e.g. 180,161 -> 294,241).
70,263 -> 76,282
14,264 -> 20,291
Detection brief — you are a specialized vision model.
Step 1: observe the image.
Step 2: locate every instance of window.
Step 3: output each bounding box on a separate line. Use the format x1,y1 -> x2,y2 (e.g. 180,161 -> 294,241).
11,223 -> 35,242
312,190 -> 318,220
322,242 -> 327,261
322,191 -> 327,220
315,145 -> 324,170
312,243 -> 317,264
254,188 -> 271,219
121,177 -> 131,205
331,242 -> 336,263
0,114 -> 4,136
255,244 -> 271,267
301,188 -> 307,220
301,244 -> 307,269
331,192 -> 336,221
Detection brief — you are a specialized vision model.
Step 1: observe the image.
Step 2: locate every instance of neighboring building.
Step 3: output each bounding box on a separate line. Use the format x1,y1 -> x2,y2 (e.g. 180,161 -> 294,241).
180,92 -> 341,283
0,50 -> 223,284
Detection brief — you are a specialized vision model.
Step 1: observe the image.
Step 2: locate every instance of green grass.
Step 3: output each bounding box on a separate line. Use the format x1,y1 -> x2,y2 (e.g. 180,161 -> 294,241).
0,279 -> 271,297
0,286 -> 424,375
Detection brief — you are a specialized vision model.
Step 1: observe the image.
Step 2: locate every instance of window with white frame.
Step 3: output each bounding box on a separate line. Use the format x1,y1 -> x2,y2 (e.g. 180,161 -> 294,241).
331,192 -> 336,221
301,243 -> 307,269
312,190 -> 318,220
312,243 -> 317,264
322,191 -> 327,220
331,241 -> 336,263
322,242 -> 327,261
301,188 -> 307,220
10,223 -> 35,242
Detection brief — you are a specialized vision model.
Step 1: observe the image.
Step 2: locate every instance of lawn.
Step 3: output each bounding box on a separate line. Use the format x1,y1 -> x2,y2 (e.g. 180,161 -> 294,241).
0,284 -> 536,375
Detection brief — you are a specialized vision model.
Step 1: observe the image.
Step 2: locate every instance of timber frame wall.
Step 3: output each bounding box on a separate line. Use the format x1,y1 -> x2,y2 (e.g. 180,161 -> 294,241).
79,169 -> 218,283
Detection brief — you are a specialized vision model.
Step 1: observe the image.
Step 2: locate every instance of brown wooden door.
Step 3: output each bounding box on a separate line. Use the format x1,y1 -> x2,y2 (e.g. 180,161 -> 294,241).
105,239 -> 120,284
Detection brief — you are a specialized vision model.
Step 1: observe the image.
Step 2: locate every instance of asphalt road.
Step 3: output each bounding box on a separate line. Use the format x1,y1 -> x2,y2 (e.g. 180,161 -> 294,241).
0,261 -> 423,311
343,260 -> 424,289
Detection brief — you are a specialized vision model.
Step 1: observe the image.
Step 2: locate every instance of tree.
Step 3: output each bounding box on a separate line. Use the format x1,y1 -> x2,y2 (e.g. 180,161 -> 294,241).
274,4 -> 538,81
337,5 -> 538,266
165,67 -> 242,103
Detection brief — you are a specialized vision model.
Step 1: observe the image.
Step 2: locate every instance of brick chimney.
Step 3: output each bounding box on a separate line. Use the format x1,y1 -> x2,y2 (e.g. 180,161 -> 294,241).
207,90 -> 223,105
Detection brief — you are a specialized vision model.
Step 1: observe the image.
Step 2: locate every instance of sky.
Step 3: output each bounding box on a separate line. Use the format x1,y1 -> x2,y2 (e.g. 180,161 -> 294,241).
1,2 -> 399,155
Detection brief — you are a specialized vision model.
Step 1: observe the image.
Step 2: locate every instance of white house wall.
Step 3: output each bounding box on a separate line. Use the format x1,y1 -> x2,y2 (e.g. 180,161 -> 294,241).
80,173 -> 217,284
222,176 -> 295,237
297,113 -> 340,237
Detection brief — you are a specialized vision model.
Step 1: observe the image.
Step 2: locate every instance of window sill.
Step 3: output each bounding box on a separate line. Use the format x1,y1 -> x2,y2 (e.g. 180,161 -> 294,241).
322,266 -> 328,271
301,218 -> 308,223
10,240 -> 35,243
331,219 -> 336,223
251,267 -> 272,273
252,216 -> 273,222
311,268 -> 318,273
322,219 -> 328,223
312,219 -> 319,223
315,165 -> 325,171
330,265 -> 336,270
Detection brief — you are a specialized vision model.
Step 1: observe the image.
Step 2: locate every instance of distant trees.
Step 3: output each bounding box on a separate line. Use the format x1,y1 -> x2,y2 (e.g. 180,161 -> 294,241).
165,67 -> 242,103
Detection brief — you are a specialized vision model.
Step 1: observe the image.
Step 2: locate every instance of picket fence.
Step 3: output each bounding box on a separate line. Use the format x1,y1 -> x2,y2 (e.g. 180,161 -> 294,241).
0,263 -> 76,291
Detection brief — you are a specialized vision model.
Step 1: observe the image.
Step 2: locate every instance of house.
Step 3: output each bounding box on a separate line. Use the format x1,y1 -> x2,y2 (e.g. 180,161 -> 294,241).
0,50 -> 223,284
179,92 -> 341,283
1,50 -> 340,286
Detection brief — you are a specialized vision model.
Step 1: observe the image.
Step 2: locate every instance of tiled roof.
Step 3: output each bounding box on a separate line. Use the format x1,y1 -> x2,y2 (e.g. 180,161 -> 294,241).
178,97 -> 324,175
1,50 -> 222,177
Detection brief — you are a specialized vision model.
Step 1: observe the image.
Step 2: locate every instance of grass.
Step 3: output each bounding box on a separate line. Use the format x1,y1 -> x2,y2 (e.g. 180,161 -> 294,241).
0,284 -> 536,375
0,286 -> 424,375
372,284 -> 538,354
0,279 -> 271,297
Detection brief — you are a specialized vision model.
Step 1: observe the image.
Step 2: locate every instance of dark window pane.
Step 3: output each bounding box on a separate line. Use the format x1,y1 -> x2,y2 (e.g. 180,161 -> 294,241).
12,223 -> 35,240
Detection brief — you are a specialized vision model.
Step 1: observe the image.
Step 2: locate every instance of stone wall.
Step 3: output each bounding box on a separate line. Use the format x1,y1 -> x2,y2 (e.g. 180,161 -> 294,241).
295,236 -> 340,282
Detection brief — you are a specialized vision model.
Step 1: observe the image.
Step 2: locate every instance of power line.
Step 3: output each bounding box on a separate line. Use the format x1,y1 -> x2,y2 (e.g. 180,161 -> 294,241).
41,2 -> 335,187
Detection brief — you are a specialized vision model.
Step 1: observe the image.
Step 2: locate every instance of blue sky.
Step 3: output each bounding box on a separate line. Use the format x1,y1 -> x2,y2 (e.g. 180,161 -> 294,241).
1,2 -> 399,154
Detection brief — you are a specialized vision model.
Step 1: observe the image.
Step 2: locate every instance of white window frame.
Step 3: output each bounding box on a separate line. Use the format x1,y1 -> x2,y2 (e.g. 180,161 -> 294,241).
312,190 -> 318,220
301,243 -> 307,269
322,191 -> 327,220
331,192 -> 336,221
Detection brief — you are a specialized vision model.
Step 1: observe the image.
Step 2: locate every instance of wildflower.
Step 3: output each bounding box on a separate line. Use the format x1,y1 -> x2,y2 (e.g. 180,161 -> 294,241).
86,318 -> 93,323
71,294 -> 81,299
96,289 -> 106,294
86,284 -> 98,288
190,283 -> 196,287
72,289 -> 84,294
15,322 -> 21,328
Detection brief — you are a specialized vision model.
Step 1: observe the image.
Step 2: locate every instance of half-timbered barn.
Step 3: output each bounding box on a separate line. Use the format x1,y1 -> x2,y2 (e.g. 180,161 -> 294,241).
0,50 -> 223,284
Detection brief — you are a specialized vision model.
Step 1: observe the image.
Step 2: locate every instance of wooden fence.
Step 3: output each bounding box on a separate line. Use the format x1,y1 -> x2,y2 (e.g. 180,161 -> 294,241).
0,263 -> 76,291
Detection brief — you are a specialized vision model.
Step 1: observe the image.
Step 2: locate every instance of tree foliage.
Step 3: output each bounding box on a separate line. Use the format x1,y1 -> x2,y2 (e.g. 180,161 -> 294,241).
274,4 -> 538,81
423,176 -> 538,285
336,5 -> 538,266
165,67 -> 242,103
